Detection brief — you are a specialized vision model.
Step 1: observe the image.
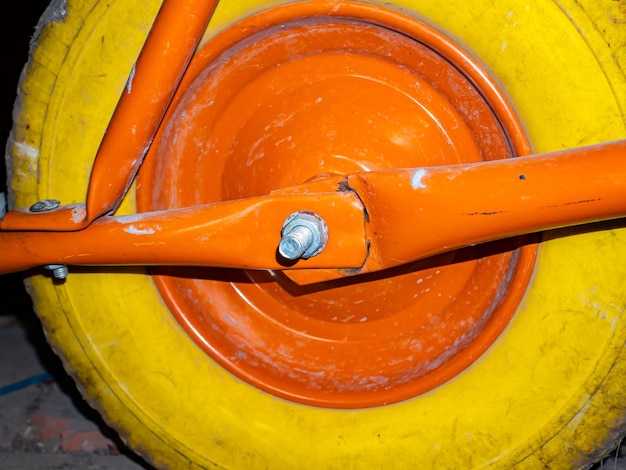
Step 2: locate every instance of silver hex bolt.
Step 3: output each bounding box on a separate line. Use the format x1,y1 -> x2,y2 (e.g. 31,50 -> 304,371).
29,199 -> 68,280
45,264 -> 69,281
278,211 -> 328,261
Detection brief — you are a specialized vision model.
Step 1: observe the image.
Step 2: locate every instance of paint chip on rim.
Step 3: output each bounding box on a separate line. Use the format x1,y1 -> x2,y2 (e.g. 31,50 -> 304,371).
411,168 -> 427,189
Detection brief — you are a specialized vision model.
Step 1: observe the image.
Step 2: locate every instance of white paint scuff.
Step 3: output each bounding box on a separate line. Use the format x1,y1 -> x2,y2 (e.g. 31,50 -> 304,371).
71,205 -> 86,223
126,63 -> 136,94
124,224 -> 155,235
14,141 -> 39,159
411,168 -> 428,189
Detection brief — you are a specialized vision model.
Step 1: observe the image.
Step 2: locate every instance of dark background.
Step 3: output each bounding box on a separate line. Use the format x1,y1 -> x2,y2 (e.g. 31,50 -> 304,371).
0,2 -> 50,310
1,1 -> 51,186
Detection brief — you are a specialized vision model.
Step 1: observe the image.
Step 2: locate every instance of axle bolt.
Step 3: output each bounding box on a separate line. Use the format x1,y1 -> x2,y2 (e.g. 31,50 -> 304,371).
279,225 -> 315,260
278,211 -> 328,261
45,264 -> 69,281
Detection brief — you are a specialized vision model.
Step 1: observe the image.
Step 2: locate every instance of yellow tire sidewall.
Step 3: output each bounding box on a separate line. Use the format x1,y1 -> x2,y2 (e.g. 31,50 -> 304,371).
8,0 -> 626,468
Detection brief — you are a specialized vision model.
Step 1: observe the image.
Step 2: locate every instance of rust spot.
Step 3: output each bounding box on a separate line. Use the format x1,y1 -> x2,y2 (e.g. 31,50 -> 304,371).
544,198 -> 600,209
464,211 -> 506,216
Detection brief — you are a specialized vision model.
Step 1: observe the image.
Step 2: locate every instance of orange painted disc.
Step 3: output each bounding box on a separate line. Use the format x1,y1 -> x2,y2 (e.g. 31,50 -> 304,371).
137,1 -> 537,408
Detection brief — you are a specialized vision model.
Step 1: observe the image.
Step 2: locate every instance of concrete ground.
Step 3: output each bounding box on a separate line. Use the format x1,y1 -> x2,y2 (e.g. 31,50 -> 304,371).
0,273 -> 153,470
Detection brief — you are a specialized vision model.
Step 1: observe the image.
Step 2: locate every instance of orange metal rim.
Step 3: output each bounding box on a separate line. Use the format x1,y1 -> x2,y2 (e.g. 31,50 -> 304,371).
136,1 -> 537,408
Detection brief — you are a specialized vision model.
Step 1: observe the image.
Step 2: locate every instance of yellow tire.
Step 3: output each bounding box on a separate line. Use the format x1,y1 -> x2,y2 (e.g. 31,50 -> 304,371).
7,0 -> 626,468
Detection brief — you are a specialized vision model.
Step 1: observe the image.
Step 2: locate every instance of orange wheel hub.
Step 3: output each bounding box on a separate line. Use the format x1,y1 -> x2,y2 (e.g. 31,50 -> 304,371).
137,1 -> 537,408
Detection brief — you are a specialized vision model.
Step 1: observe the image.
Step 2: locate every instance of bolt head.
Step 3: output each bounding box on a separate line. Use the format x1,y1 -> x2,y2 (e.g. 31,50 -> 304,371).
30,199 -> 61,213
280,211 -> 328,260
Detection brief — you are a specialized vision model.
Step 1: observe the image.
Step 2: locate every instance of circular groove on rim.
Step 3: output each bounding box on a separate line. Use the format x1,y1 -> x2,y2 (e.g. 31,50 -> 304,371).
137,1 -> 537,408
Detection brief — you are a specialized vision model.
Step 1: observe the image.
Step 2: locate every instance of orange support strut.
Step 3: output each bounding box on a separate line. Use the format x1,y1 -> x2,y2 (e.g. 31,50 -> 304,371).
0,139 -> 625,276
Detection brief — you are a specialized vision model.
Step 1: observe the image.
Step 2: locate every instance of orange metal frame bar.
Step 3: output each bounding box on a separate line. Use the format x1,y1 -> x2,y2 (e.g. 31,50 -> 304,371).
1,0 -> 626,277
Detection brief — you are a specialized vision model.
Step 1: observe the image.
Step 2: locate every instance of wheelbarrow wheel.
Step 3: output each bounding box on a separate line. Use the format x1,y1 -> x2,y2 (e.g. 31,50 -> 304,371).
7,0 -> 626,468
